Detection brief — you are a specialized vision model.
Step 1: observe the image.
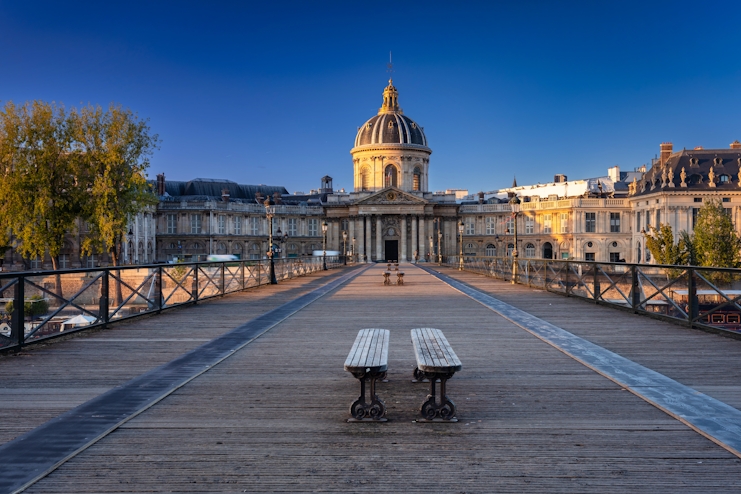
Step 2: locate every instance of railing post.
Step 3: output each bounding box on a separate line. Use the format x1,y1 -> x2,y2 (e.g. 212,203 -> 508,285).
100,271 -> 109,325
241,261 -> 245,290
688,267 -> 697,327
193,264 -> 199,304
10,277 -> 25,348
220,262 -> 225,296
593,263 -> 600,303
565,261 -> 571,296
156,266 -> 163,312
631,265 -> 640,312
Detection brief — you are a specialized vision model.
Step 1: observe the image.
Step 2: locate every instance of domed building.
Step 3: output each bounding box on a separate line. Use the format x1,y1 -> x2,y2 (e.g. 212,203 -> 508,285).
351,79 -> 431,192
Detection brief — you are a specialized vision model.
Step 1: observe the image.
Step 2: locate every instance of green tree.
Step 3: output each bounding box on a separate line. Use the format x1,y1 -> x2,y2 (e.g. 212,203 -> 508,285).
645,224 -> 685,266
74,104 -> 159,266
693,199 -> 741,269
0,101 -> 83,271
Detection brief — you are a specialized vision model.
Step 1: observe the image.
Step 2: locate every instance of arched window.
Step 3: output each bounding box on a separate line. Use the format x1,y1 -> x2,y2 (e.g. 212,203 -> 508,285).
719,174 -> 731,184
636,243 -> 642,263
360,166 -> 370,191
543,242 -> 553,259
688,174 -> 703,185
464,242 -> 477,256
485,244 -> 496,256
233,243 -> 242,252
507,243 -> 514,256
412,167 -> 421,191
384,164 -> 398,188
525,243 -> 535,258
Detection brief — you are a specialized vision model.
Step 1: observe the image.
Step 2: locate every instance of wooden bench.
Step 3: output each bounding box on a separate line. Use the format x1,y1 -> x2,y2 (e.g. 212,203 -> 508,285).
396,272 -> 405,285
382,271 -> 391,285
410,328 -> 462,422
344,329 -> 389,422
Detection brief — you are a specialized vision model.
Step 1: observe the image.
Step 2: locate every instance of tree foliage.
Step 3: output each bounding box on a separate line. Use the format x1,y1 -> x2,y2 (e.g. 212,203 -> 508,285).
693,199 -> 741,269
0,101 -> 159,268
645,224 -> 685,266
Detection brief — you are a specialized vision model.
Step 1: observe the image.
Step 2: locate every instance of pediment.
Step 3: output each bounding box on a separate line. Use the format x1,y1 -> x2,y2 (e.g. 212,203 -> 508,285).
354,187 -> 428,206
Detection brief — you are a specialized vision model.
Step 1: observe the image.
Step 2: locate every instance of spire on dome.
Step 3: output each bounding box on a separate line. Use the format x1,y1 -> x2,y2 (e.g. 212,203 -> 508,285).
379,79 -> 402,114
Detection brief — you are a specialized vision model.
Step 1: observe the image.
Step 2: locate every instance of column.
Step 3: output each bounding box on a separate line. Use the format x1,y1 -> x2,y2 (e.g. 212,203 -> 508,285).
376,216 -> 383,261
348,217 -> 354,258
365,216 -> 372,262
356,217 -> 365,261
419,216 -> 426,259
400,216 -> 408,261
332,221 -> 339,251
411,216 -> 418,262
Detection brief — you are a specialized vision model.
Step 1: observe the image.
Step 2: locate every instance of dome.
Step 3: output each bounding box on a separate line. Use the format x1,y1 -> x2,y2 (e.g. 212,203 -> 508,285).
353,80 -> 428,148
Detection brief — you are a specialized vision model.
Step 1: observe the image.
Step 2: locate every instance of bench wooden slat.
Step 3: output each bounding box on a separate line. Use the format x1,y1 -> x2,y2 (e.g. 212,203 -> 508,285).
344,329 -> 389,373
411,328 -> 462,373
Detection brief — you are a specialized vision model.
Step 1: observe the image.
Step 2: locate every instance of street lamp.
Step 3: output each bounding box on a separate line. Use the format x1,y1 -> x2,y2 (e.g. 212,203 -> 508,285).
342,230 -> 348,265
264,199 -> 277,284
322,220 -> 328,270
509,194 -> 521,284
458,220 -> 465,271
437,218 -> 443,265
352,236 -> 356,264
127,228 -> 134,265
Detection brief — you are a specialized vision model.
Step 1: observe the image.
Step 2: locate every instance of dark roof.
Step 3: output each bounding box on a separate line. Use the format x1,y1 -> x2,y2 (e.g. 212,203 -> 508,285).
635,148 -> 741,195
354,113 -> 428,147
158,178 -> 289,203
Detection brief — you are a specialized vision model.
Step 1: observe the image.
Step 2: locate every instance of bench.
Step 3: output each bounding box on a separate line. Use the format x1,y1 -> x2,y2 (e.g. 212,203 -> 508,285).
344,328 -> 389,422
396,272 -> 405,285
382,272 -> 391,285
410,328 -> 462,422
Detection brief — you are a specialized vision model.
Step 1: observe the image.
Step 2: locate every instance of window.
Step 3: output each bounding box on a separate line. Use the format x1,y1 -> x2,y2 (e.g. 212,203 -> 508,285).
485,244 -> 496,256
86,255 -> 97,268
585,212 -> 596,233
505,216 -> 514,234
31,256 -> 42,269
412,167 -> 421,191
485,217 -> 495,235
692,208 -> 700,229
543,214 -> 552,234
646,211 -> 651,229
190,214 -> 201,234
610,212 -> 620,232
723,197 -> 730,203
288,218 -> 297,236
656,210 -> 661,227
525,217 -> 534,234
166,214 -> 177,234
250,217 -> 260,236
561,252 -> 569,259
384,165 -> 398,187
308,218 -> 318,236
465,219 -> 475,235
233,216 -> 242,235
218,215 -> 226,234
525,243 -> 535,257
694,197 -> 702,203
59,254 -> 69,269
507,243 -> 514,256
636,212 -> 641,232
464,243 -> 477,256
609,252 -> 621,262
585,252 -> 595,261
560,213 -> 568,233
360,167 -> 370,191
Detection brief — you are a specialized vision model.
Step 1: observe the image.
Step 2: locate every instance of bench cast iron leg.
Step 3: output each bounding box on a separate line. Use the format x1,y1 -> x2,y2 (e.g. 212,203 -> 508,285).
418,371 -> 457,422
349,371 -> 387,422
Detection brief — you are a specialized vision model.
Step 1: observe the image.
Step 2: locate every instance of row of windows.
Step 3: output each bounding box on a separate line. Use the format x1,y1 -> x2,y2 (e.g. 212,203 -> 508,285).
465,212 -> 621,235
166,214 -> 321,236
360,165 -> 423,191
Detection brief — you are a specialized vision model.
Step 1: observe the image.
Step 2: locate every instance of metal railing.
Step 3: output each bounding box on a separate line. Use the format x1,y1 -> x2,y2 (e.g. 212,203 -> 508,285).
446,256 -> 741,338
0,256 -> 343,351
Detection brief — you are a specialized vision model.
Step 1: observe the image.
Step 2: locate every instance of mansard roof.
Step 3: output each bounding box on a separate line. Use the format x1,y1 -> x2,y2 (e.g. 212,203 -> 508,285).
635,148 -> 741,195
159,178 -> 288,203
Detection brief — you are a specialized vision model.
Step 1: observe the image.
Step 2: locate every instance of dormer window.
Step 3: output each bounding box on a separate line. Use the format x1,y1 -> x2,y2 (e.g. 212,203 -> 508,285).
719,174 -> 730,184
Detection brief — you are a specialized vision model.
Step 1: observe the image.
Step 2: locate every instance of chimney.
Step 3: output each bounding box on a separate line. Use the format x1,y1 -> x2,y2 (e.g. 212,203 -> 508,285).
731,140 -> 741,149
659,142 -> 673,167
221,188 -> 230,202
478,191 -> 484,204
255,191 -> 264,204
273,191 -> 282,205
156,173 -> 165,196
554,174 -> 567,183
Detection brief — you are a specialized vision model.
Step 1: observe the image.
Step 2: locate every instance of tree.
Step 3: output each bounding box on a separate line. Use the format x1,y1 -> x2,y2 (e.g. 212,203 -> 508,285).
0,101 -> 83,271
693,199 -> 741,269
74,104 -> 159,266
645,224 -> 685,266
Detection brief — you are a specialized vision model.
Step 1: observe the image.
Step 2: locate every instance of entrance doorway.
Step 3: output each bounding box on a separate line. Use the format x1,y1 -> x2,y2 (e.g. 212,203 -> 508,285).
384,240 -> 398,262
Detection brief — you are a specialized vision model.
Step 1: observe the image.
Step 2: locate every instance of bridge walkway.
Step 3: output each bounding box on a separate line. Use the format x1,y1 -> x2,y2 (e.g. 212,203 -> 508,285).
0,263 -> 740,493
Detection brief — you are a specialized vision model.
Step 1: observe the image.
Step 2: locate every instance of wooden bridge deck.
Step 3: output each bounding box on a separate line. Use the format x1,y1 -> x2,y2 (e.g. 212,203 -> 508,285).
1,263 -> 741,493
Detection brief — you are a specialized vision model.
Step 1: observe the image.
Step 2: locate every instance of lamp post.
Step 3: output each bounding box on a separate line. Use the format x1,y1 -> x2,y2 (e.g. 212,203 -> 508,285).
352,236 -> 356,264
509,194 -> 521,284
322,220 -> 328,270
264,199 -> 277,284
127,229 -> 134,265
342,230 -> 348,265
437,221 -> 443,265
458,220 -> 464,271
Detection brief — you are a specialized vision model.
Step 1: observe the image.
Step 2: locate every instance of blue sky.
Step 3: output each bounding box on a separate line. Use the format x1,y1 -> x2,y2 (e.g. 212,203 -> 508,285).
2,1 -> 740,194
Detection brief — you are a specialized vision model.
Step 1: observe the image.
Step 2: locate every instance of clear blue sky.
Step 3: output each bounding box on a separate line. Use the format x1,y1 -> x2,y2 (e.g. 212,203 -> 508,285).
2,1 -> 740,194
